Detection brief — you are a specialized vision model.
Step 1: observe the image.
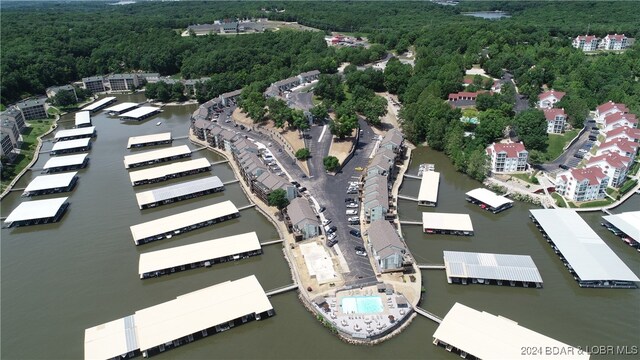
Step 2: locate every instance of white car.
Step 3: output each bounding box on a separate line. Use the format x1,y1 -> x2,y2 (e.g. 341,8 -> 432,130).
328,232 -> 337,241
322,219 -> 332,226
346,203 -> 358,208
346,209 -> 358,215
348,217 -> 359,222
355,250 -> 367,257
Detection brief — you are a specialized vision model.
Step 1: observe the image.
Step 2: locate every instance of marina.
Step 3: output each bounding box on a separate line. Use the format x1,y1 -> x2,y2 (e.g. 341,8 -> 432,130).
602,211 -> 640,249
128,158 -> 210,186
49,138 -> 92,156
127,132 -> 172,148
443,250 -> 543,287
104,102 -> 139,115
422,212 -> 474,235
3,197 -> 69,227
417,171 -> 440,206
120,106 -> 161,121
129,200 -> 240,245
465,188 -> 514,214
54,126 -> 96,142
138,232 -> 262,279
123,144 -> 191,169
74,111 -> 91,128
82,96 -> 117,113
134,176 -> 224,209
42,153 -> 89,173
22,172 -> 78,197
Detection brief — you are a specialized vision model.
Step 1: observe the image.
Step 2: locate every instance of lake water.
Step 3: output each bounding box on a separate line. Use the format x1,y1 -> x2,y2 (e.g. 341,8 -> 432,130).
462,11 -> 511,20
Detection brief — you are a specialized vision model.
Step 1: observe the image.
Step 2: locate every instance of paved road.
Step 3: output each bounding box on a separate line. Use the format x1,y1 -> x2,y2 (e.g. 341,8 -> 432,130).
539,118 -> 596,175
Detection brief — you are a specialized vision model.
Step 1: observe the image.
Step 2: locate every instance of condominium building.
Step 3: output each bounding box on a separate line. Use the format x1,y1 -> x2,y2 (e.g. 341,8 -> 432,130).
16,98 -> 48,120
555,167 -> 609,202
586,152 -> 631,188
543,108 -> 566,134
486,142 -> 528,173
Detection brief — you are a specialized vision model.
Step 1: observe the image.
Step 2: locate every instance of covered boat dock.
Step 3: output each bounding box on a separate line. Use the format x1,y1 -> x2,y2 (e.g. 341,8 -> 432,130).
602,211 -> 640,249
138,232 -> 262,278
104,102 -> 139,115
74,111 -> 91,128
42,153 -> 89,173
50,138 -> 92,156
465,188 -> 514,214
443,250 -> 543,288
418,171 -> 440,206
129,200 -> 239,245
432,302 -> 588,359
135,176 -> 224,209
422,212 -> 474,236
82,96 -> 117,113
124,145 -> 191,169
54,126 -> 96,142
128,158 -> 210,186
120,106 -> 161,121
530,209 -> 639,288
22,172 -> 78,196
127,132 -> 172,148
4,197 -> 69,227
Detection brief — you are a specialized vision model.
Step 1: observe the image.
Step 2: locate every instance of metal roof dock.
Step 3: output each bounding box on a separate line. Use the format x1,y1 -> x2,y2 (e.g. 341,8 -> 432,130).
84,315 -> 139,360
4,197 -> 69,227
42,153 -> 89,173
82,96 -> 117,112
129,200 -> 239,245
74,111 -> 92,128
432,302 -> 589,359
138,232 -> 261,278
465,188 -> 514,214
443,250 -> 543,287
50,138 -> 92,156
123,145 -> 191,169
22,172 -> 78,197
602,211 -> 640,243
530,209 -> 639,288
422,212 -> 474,235
54,126 -> 96,141
127,132 -> 172,148
135,176 -> 224,209
418,171 -> 440,206
128,158 -> 210,186
120,106 -> 161,121
104,102 -> 139,115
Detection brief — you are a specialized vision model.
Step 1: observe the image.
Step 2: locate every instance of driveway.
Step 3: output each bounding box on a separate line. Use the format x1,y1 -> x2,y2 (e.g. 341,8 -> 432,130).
540,118 -> 596,175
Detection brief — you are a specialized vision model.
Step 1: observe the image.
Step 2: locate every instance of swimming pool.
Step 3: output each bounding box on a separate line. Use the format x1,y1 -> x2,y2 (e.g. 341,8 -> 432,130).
341,296 -> 384,314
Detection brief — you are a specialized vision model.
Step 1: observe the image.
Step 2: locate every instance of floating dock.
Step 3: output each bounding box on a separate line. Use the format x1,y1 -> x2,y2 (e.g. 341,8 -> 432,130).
82,96 -> 117,113
74,111 -> 92,128
104,102 -> 139,115
127,132 -> 172,148
432,303 -> 588,359
138,232 -> 262,278
50,138 -> 92,156
22,172 -> 78,197
602,211 -> 640,249
42,153 -> 89,173
84,275 -> 274,359
129,200 -> 239,245
120,106 -> 161,121
128,158 -> 210,186
422,212 -> 474,236
135,176 -> 224,209
54,126 -> 96,142
4,197 -> 69,227
417,171 -> 440,206
123,145 -> 191,169
530,209 -> 639,288
443,250 -> 542,288
465,188 -> 514,214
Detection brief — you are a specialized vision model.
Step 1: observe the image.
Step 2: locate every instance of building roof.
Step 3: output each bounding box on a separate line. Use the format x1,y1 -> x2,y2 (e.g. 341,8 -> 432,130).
599,138 -> 638,154
443,251 -> 542,283
16,97 -> 47,109
43,153 -> 88,170
418,171 -> 440,203
51,138 -> 91,152
104,102 -> 139,113
575,34 -> 598,42
487,142 -> 527,158
300,70 -> 321,78
84,315 -> 138,360
74,111 -> 91,127
605,33 -> 627,41
221,89 -> 242,98
422,212 -> 474,232
565,167 -> 608,186
5,197 -> 68,223
465,188 -> 513,209
530,209 -> 640,282
220,129 -> 238,141
127,132 -> 172,148
82,75 -> 104,82
287,197 -> 318,227
603,112 -> 637,126
380,129 -> 403,147
602,211 -> 640,241
135,176 -> 223,209
129,200 -> 238,243
46,84 -> 74,93
120,106 -> 161,119
543,108 -> 566,121
23,172 -> 78,194
596,101 -> 629,115
138,232 -> 260,276
123,145 -> 191,168
448,91 -> 483,100
128,158 -> 210,185
605,126 -> 640,141
586,152 -> 631,169
538,90 -> 566,101
368,220 -> 406,260
108,73 -> 135,80
54,126 -> 96,140
433,302 -> 588,360
255,172 -> 289,191
82,97 -> 117,112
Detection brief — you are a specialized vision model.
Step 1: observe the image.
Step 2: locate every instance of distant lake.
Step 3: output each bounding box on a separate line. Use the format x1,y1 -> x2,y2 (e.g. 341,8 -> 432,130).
462,11 -> 511,20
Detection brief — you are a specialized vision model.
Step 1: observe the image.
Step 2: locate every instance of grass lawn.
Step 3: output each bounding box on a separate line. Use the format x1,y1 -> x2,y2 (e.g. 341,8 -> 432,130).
551,192 -> 566,208
461,108 -> 479,118
545,129 -> 579,161
578,198 -> 613,208
606,187 -> 619,199
628,161 -> 639,176
619,178 -> 638,195
312,95 -> 322,106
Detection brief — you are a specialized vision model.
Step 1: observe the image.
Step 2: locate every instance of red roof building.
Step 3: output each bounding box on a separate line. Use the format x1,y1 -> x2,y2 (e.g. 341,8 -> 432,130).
605,126 -> 640,143
586,152 -> 632,188
486,142 -> 528,173
595,101 -> 629,124
555,166 -> 609,201
537,90 -> 566,109
603,112 -> 637,131
543,108 -> 567,134
597,138 -> 639,160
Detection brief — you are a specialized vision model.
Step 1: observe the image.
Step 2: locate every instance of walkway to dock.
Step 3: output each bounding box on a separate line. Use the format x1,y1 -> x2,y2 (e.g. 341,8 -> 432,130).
403,174 -> 422,180
399,220 -> 421,225
211,159 -> 230,166
223,179 -> 239,185
602,208 -> 613,215
237,203 -> 256,211
174,135 -> 189,140
397,194 -> 419,202
417,264 -> 445,270
265,283 -> 298,296
192,146 -> 208,152
8,188 -> 25,192
414,306 -> 442,323
260,239 -> 284,246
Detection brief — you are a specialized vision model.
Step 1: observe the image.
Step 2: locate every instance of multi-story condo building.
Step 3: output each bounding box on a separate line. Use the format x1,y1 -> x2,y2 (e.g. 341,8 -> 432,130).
537,90 -> 565,109
586,152 -> 631,188
600,34 -> 629,50
572,35 -> 599,51
595,101 -> 629,124
82,76 -> 106,93
0,106 -> 26,132
597,138 -> 638,161
45,85 -> 78,102
486,142 -> 528,173
543,108 -> 566,134
16,98 -> 48,120
604,126 -> 640,143
603,112 -> 637,132
555,167 -> 609,202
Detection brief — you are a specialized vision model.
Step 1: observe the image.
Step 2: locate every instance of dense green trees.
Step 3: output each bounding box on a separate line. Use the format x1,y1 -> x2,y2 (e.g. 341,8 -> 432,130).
330,103 -> 358,139
323,156 -> 340,172
267,188 -> 290,210
295,148 -> 311,160
512,110 -> 549,152
50,90 -> 77,107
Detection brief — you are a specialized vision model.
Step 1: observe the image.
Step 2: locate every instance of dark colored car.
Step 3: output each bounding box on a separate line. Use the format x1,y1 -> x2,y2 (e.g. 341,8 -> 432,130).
240,125 -> 246,130
345,197 -> 355,203
328,226 -> 337,233
559,164 -> 570,170
327,239 -> 338,247
291,181 -> 300,186
318,206 -> 326,213
299,187 -> 307,192
574,153 -> 584,159
354,245 -> 365,252
349,229 -> 361,238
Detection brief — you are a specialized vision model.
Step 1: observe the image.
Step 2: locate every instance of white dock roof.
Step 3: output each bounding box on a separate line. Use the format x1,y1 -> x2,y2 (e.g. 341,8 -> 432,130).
54,126 -> 96,140
603,211 -> 640,241
418,171 -> 440,203
466,188 -> 513,209
84,315 -> 138,360
129,200 -> 238,243
433,303 -> 589,359
134,275 -> 273,351
75,111 -> 91,127
135,176 -> 223,208
128,158 -> 210,185
443,251 -> 543,283
104,102 -> 139,113
120,106 -> 160,119
23,172 -> 77,193
5,197 -> 68,223
51,138 -> 91,152
43,153 -> 88,170
422,212 -> 474,232
123,145 -> 190,168
82,97 -> 116,112
127,132 -> 171,148
139,232 -> 260,275
530,209 -> 639,282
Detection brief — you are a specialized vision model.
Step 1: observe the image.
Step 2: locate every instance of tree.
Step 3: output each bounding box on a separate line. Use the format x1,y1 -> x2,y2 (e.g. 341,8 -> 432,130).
291,109 -> 309,130
314,74 -> 345,105
51,90 -> 77,107
513,109 -> 548,152
267,188 -> 290,210
384,58 -> 412,94
466,147 -> 489,181
557,94 -> 588,128
267,97 -> 291,128
330,104 -> 358,139
310,103 -> 328,122
323,156 -> 340,172
475,109 -> 508,146
171,82 -> 187,102
295,148 -> 311,160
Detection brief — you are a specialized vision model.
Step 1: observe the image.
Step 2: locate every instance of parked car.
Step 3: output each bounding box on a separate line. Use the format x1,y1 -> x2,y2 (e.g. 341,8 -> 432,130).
322,219 -> 331,226
574,153 -> 584,159
299,187 -> 307,192
349,229 -> 361,238
328,232 -> 337,241
346,209 -> 358,215
354,245 -> 365,252
559,164 -> 570,170
345,198 -> 355,203
240,125 -> 246,130
318,206 -> 326,213
346,189 -> 358,194
348,219 -> 360,225
291,181 -> 300,186
346,203 -> 358,208
355,250 -> 367,257
324,224 -> 332,232
355,167 -> 364,171
348,216 -> 359,222
578,149 -> 588,153
327,238 -> 338,247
